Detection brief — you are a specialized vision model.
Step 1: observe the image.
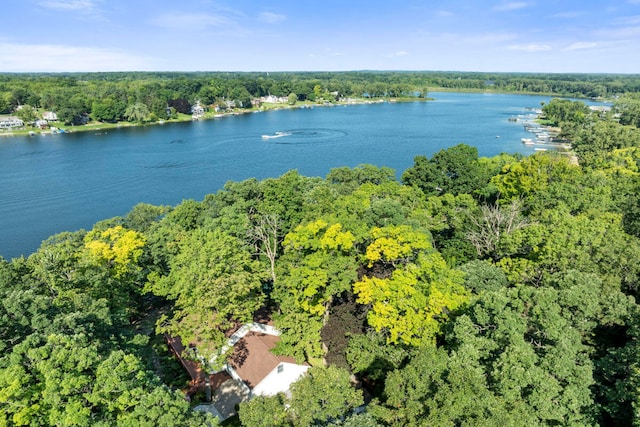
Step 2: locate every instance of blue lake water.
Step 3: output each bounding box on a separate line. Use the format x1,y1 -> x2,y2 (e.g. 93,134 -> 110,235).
0,92 -> 568,259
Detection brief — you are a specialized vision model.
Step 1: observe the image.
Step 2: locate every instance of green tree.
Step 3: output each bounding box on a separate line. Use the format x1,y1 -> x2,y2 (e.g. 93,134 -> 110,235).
278,220 -> 356,316
274,220 -> 357,363
402,144 -> 490,196
57,93 -> 89,125
92,98 -> 126,122
491,152 -> 580,203
147,228 -> 266,362
228,86 -> 252,108
15,105 -> 37,124
616,95 -> 640,128
124,102 -> 150,122
496,208 -> 640,292
573,121 -> 640,168
346,329 -> 410,391
288,366 -> 364,426
239,393 -> 288,427
373,346 -> 523,426
541,98 -> 590,127
374,272 -> 621,426
354,226 -> 468,346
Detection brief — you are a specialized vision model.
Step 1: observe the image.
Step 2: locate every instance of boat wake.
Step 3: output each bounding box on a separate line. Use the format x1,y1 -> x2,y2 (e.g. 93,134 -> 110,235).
261,131 -> 291,139
261,128 -> 348,145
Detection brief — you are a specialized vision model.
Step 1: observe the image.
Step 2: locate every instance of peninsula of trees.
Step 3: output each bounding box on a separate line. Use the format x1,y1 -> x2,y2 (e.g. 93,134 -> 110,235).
2,73 -> 640,426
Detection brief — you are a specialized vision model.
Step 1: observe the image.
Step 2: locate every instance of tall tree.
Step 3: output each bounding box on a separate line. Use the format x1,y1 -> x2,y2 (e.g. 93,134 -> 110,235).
354,225 -> 468,346
274,220 -> 357,363
287,366 -> 364,426
147,228 -> 266,362
402,144 -> 490,196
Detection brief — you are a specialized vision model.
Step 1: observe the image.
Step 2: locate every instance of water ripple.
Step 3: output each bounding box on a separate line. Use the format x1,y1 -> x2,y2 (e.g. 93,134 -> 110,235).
263,128 -> 348,145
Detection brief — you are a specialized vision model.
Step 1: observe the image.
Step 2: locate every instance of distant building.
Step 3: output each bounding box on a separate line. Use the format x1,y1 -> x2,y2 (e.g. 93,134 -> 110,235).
43,111 -> 58,121
191,102 -> 205,118
35,119 -> 49,129
0,116 -> 25,129
589,105 -> 612,115
260,95 -> 289,104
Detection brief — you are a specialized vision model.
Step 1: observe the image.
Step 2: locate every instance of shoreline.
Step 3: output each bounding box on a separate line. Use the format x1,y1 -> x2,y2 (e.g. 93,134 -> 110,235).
1,89 -> 600,141
0,97 -> 430,139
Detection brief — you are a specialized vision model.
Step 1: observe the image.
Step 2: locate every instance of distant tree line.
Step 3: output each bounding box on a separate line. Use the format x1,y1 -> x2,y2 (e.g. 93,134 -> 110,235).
2,71 -> 640,125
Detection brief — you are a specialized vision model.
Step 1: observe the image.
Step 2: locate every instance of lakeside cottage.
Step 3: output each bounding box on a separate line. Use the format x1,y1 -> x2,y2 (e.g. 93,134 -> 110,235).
0,116 -> 25,130
260,95 -> 289,104
43,111 -> 58,121
35,119 -> 49,129
191,102 -> 205,119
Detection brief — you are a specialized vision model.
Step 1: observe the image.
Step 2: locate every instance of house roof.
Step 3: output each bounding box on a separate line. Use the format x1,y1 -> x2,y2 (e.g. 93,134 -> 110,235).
165,334 -> 207,383
227,332 -> 299,389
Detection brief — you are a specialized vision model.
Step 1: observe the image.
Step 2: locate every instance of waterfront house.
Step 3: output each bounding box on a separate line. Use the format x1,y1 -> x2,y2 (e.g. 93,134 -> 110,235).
35,119 -> 49,129
191,102 -> 205,118
0,116 -> 25,130
43,111 -> 58,121
260,95 -> 289,104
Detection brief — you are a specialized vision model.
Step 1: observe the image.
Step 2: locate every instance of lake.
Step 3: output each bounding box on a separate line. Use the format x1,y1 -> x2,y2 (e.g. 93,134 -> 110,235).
0,92 -> 565,259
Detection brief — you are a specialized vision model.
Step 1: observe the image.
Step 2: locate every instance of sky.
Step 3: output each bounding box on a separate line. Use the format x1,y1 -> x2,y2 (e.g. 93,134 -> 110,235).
1,0 -> 639,74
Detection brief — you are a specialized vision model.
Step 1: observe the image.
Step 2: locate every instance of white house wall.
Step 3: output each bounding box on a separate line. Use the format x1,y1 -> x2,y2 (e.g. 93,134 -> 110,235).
251,362 -> 310,398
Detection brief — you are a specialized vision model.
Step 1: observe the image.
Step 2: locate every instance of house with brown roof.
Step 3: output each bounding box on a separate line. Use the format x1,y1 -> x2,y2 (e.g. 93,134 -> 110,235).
226,329 -> 309,398
192,322 -> 310,421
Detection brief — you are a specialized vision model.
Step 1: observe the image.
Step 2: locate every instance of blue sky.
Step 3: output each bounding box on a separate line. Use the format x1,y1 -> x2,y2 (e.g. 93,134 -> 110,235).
2,0 -> 639,73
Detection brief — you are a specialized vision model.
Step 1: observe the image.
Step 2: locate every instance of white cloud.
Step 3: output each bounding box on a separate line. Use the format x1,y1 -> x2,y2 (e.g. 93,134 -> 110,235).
323,48 -> 344,57
37,0 -> 99,11
150,12 -> 233,31
259,12 -> 286,24
395,51 -> 409,56
595,26 -> 640,38
551,11 -> 585,19
565,42 -> 598,50
507,43 -> 552,52
494,2 -> 532,12
0,42 -> 154,72
464,32 -> 517,44
436,10 -> 454,18
615,15 -> 640,25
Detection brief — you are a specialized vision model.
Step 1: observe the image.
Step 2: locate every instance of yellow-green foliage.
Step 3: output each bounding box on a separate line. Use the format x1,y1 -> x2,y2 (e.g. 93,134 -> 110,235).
282,220 -> 356,316
492,153 -> 580,201
365,225 -> 431,267
355,228 -> 468,346
285,219 -> 355,252
600,147 -> 640,175
320,223 -> 356,250
83,225 -> 146,279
